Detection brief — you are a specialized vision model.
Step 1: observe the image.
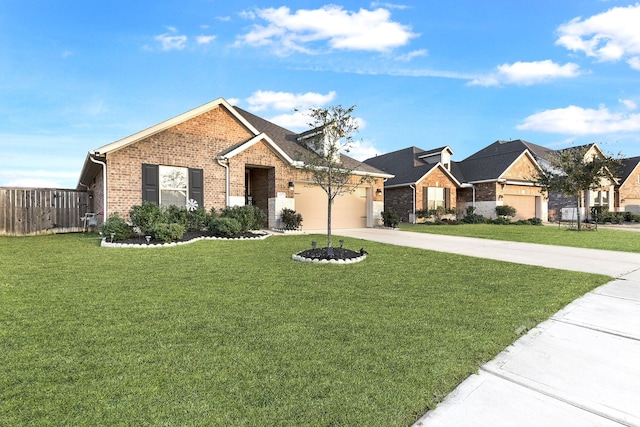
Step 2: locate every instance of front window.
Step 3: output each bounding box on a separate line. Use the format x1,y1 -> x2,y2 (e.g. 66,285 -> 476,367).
427,187 -> 446,210
592,190 -> 609,207
159,166 -> 188,208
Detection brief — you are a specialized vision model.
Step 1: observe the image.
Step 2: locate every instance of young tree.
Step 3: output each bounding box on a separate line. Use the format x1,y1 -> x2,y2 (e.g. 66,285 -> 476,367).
298,105 -> 373,256
536,145 -> 620,230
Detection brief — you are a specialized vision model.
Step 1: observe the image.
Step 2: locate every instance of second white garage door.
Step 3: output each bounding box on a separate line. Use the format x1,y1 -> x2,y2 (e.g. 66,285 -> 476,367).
294,183 -> 368,230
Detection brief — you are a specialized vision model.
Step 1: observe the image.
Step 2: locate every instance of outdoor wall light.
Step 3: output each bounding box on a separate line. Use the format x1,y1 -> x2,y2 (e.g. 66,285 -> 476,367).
288,181 -> 295,191
376,188 -> 383,196
311,241 -> 317,249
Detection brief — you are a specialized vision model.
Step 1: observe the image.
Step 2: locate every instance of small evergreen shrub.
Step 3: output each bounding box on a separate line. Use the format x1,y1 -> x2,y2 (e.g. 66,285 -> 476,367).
151,223 -> 186,243
381,210 -> 399,228
130,202 -> 167,235
165,205 -> 188,229
220,205 -> 266,232
187,207 -> 208,232
495,205 -> 517,218
101,213 -> 133,241
528,217 -> 543,225
461,206 -> 487,224
280,208 -> 303,230
490,217 -> 512,225
209,217 -> 242,237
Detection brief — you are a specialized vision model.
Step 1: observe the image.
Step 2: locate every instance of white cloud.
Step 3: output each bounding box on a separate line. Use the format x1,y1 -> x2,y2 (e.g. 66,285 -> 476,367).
268,111 -> 311,130
469,60 -> 581,86
155,31 -> 188,51
620,98 -> 637,110
517,104 -> 640,135
370,2 -> 408,10
236,5 -> 417,55
0,169 -> 79,189
628,56 -> 640,70
395,49 -> 427,62
196,35 -> 216,44
342,139 -> 382,161
246,90 -> 337,112
154,27 -> 188,50
556,4 -> 640,68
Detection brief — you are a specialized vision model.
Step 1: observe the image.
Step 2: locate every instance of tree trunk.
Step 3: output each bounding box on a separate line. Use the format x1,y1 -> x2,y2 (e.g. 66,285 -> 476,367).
576,192 -> 582,231
327,196 -> 333,256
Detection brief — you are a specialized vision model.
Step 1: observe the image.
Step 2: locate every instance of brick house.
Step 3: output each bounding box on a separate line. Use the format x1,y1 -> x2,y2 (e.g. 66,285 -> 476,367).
77,98 -> 391,230
615,156 -> 640,214
364,140 -> 547,222
363,146 -> 461,222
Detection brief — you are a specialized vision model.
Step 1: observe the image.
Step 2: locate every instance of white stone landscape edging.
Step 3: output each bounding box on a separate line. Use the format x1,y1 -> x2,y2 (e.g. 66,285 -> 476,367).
291,253 -> 367,264
101,232 -> 271,248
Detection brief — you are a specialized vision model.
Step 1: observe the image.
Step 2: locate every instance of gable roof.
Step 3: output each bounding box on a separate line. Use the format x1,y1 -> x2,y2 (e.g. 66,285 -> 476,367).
363,146 -> 461,187
616,156 -> 640,187
78,98 -> 391,187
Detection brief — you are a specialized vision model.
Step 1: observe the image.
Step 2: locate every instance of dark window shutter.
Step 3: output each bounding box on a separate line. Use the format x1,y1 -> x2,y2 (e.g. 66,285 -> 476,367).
423,187 -> 429,211
189,168 -> 204,208
142,164 -> 159,204
445,187 -> 450,210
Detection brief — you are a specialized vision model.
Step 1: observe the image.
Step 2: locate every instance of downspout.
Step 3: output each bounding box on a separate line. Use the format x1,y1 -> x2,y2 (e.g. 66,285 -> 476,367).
89,153 -> 107,219
216,156 -> 230,206
409,184 -> 416,223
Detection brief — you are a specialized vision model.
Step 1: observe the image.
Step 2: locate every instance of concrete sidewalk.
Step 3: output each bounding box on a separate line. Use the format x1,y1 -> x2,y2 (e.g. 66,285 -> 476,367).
336,228 -> 640,427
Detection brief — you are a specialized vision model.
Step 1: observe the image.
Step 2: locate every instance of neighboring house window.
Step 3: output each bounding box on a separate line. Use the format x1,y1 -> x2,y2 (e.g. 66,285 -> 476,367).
424,187 -> 448,210
142,164 -> 204,208
592,190 -> 609,207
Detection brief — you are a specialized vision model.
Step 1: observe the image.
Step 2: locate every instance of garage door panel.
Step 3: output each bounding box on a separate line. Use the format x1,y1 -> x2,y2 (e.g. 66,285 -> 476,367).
294,183 -> 367,229
503,195 -> 536,220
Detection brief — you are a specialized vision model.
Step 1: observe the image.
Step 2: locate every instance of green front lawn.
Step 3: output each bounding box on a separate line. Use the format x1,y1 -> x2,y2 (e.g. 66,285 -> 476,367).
399,222 -> 640,253
1,233 -> 609,426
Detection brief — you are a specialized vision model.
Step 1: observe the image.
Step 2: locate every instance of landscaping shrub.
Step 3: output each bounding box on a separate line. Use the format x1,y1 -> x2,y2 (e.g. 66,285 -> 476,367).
220,205 -> 267,231
165,205 -> 188,229
381,210 -> 399,228
528,217 -> 543,225
209,217 -> 242,237
101,213 -> 133,241
495,205 -> 517,218
151,223 -> 186,243
130,202 -> 167,235
280,208 -> 303,230
490,217 -> 512,225
461,206 -> 487,224
187,207 -> 208,232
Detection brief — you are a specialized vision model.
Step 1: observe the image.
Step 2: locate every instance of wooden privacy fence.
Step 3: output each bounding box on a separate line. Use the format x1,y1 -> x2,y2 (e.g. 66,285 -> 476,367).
0,188 -> 91,236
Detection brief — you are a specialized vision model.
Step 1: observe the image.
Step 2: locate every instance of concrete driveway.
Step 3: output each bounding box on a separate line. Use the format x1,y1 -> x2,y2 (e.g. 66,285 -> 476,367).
337,228 -> 640,426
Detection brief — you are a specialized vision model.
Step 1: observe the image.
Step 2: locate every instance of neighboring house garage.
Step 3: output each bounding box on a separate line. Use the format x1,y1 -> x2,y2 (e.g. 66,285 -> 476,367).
503,194 -> 537,220
294,183 -> 368,229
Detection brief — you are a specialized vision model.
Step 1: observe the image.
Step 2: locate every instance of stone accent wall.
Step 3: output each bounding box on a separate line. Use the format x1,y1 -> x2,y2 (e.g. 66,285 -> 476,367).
384,187 -> 414,222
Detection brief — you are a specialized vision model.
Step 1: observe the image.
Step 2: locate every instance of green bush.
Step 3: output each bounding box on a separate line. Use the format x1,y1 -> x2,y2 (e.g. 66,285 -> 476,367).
130,202 -> 167,235
151,223 -> 186,243
495,205 -> 517,218
220,206 -> 266,232
381,210 -> 399,228
165,205 -> 188,229
209,217 -> 242,237
101,213 -> 133,241
491,217 -> 512,225
461,206 -> 487,224
187,207 -> 208,232
280,208 -> 303,230
528,217 -> 543,225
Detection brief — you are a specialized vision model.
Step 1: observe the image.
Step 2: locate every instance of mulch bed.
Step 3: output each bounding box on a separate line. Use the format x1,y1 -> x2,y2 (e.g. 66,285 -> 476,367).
111,230 -> 265,245
295,246 -> 366,261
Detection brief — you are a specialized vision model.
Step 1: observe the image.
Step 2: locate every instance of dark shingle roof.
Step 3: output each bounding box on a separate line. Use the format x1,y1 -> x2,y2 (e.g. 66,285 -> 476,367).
233,106 -> 386,175
617,156 -> 640,186
364,147 -> 442,185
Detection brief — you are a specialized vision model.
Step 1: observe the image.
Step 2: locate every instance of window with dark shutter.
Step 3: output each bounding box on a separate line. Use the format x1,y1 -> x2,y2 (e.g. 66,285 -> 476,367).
142,164 -> 159,204
189,168 -> 204,208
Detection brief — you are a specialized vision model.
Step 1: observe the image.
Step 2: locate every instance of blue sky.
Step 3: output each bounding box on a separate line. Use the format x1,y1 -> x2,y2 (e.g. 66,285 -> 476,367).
2,0 -> 640,188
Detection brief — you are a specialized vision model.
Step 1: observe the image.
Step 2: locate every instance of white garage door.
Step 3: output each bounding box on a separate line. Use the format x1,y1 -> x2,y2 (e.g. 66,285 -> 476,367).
624,199 -> 640,214
294,183 -> 368,230
503,195 -> 536,220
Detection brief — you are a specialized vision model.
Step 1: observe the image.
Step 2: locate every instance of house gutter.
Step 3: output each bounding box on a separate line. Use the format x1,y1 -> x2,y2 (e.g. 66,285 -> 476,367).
89,153 -> 108,219
409,184 -> 416,223
216,156 -> 230,206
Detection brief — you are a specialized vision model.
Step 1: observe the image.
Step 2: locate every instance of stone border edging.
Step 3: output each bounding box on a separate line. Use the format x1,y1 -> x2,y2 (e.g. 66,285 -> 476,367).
101,232 -> 271,248
291,253 -> 367,264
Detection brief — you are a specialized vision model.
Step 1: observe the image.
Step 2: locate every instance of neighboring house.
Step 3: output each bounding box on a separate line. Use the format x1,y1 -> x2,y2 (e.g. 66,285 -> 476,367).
364,140 -> 547,222
615,156 -> 640,213
77,98 -> 392,230
363,146 -> 461,222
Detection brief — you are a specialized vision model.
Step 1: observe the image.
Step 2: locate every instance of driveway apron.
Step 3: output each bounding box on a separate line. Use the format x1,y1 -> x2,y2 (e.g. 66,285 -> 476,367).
337,228 -> 640,427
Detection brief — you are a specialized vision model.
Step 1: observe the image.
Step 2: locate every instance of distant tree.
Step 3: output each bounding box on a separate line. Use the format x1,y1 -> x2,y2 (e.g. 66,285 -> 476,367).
536,145 -> 621,231
298,104 -> 373,256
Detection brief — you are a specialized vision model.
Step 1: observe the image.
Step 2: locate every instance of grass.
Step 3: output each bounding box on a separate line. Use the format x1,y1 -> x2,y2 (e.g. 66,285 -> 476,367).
0,233 -> 610,426
398,222 -> 640,253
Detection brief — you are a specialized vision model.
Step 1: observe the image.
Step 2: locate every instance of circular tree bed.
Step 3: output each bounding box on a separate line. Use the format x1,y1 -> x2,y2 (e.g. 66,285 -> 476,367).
292,247 -> 367,264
